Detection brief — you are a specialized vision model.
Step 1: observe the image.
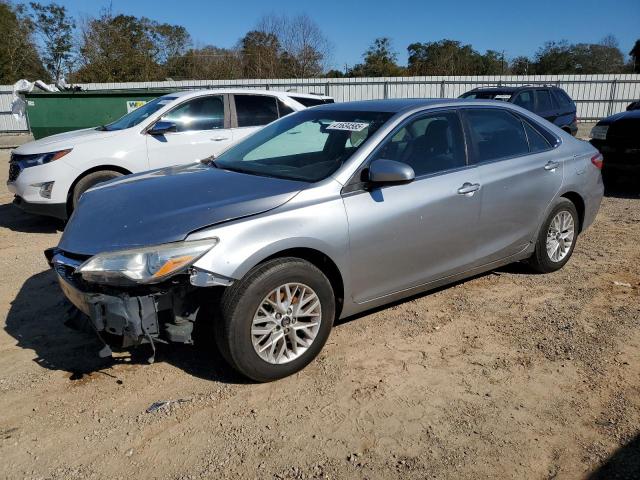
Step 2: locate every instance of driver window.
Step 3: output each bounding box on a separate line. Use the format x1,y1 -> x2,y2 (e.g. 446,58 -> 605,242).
375,111 -> 466,176
161,95 -> 224,132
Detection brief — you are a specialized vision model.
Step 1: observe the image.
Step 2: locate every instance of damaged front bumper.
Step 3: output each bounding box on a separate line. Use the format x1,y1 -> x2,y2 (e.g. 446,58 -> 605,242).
46,248 -> 205,358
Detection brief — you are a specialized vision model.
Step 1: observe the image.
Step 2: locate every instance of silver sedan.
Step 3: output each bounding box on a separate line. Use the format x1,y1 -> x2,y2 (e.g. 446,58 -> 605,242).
48,98 -> 604,381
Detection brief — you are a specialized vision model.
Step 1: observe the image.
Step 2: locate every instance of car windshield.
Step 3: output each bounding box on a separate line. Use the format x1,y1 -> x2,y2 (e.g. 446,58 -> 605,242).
460,91 -> 513,101
214,109 -> 393,182
101,96 -> 177,131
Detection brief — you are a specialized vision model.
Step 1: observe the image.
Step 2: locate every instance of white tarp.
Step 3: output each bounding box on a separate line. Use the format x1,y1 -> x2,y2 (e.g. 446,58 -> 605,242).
11,79 -> 60,121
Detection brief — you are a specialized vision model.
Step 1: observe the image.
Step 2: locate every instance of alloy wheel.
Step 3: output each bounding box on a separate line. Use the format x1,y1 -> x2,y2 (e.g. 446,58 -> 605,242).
251,283 -> 322,364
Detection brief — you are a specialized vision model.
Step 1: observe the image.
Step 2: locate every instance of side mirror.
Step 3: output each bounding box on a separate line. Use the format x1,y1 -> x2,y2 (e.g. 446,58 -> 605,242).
368,159 -> 415,187
148,121 -> 177,136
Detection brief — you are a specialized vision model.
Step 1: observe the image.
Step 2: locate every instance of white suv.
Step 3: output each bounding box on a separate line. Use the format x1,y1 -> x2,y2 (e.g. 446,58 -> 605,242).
7,89 -> 333,219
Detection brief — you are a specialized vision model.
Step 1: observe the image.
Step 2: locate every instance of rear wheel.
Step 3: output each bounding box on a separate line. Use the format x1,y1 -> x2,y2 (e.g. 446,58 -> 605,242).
528,198 -> 579,273
71,170 -> 123,211
214,258 -> 335,382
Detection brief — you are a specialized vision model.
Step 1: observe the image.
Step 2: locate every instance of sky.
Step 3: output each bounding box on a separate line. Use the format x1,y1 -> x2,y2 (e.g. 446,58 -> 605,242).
28,0 -> 640,70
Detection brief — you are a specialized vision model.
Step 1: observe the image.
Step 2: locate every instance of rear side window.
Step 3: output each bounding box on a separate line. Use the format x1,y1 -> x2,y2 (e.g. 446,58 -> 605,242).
552,89 -> 573,107
235,95 -> 279,127
291,96 -> 334,107
523,121 -> 551,152
535,90 -> 555,112
512,90 -> 534,111
161,95 -> 224,132
465,109 -> 529,163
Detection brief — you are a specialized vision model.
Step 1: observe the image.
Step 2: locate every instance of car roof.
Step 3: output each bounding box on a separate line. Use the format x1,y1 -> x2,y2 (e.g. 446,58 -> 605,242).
310,98 -> 505,113
469,85 -> 560,94
165,89 -> 332,100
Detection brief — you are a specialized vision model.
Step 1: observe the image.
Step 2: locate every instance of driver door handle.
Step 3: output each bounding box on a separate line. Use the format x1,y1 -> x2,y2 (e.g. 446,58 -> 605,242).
544,161 -> 560,171
457,182 -> 481,195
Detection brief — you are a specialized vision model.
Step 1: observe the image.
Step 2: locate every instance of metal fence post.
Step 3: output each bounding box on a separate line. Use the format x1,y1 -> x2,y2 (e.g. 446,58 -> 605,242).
607,79 -> 618,117
383,82 -> 389,99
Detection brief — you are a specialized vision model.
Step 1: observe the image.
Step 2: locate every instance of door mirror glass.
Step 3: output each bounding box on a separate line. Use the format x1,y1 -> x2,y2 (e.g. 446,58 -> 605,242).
368,159 -> 415,186
148,121 -> 177,135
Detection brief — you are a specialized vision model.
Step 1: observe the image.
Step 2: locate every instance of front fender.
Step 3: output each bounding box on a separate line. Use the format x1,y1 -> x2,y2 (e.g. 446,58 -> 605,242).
189,193 -> 351,285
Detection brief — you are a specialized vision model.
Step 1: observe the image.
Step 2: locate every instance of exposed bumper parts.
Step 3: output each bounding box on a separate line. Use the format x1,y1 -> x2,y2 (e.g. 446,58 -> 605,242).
47,249 -> 201,361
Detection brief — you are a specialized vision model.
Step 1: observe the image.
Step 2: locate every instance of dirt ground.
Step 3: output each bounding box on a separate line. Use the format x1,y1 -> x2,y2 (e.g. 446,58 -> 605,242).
0,145 -> 638,480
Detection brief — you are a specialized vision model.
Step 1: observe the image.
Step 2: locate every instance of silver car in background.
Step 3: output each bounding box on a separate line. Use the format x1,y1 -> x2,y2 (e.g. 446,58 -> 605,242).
47,99 -> 604,382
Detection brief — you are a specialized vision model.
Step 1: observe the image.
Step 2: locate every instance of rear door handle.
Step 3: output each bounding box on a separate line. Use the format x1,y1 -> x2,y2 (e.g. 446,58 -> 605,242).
457,182 -> 481,195
211,136 -> 230,141
544,161 -> 560,171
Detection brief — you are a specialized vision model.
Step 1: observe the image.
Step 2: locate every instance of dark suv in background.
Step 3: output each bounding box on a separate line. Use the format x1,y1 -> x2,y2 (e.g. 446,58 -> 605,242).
460,86 -> 578,136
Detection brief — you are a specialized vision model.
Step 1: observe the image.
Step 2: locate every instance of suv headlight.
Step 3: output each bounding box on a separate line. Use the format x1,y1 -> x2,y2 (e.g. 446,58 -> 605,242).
16,149 -> 72,168
590,125 -> 609,140
77,238 -> 218,286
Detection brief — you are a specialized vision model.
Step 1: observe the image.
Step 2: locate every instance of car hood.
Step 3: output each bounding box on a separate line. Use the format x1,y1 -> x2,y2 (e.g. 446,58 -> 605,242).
58,163 -> 306,256
14,127 -> 120,154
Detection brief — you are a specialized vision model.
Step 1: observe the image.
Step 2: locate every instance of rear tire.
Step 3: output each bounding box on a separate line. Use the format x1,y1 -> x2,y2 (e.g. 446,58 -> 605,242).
71,170 -> 123,211
528,198 -> 579,273
214,258 -> 335,382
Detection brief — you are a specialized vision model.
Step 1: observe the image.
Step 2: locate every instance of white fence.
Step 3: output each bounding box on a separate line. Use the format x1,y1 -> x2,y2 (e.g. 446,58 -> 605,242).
1,74 -> 639,133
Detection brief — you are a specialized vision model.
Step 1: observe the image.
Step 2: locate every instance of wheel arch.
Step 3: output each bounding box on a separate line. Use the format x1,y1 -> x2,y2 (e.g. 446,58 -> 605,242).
254,247 -> 345,319
66,165 -> 132,214
560,191 -> 585,232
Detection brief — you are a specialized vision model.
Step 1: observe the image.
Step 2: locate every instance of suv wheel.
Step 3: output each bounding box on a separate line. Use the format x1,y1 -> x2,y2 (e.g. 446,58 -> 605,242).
528,198 -> 579,273
214,258 -> 335,382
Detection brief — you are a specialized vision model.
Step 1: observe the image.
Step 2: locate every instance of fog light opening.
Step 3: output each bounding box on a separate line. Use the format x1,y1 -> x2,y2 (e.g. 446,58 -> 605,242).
35,181 -> 55,199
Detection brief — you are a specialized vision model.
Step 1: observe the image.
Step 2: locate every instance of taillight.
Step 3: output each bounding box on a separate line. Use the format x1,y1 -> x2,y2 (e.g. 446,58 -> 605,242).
591,153 -> 603,169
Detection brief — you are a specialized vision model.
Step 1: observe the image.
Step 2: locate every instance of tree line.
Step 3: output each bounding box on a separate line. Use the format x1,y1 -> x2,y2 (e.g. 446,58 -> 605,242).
1,0 -> 639,85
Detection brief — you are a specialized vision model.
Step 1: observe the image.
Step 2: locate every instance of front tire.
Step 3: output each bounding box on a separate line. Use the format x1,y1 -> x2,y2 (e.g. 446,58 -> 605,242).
528,198 -> 579,273
214,258 -> 335,382
71,170 -> 123,211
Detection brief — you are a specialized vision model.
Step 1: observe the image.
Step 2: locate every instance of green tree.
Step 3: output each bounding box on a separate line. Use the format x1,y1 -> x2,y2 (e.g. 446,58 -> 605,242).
510,56 -> 533,75
166,46 -> 242,80
0,1 -> 48,83
407,40 -> 483,75
29,2 -> 75,82
239,30 -> 282,78
630,39 -> 640,73
481,50 -> 506,75
349,38 -> 403,77
74,8 -> 190,82
534,40 -> 577,74
534,37 -> 625,74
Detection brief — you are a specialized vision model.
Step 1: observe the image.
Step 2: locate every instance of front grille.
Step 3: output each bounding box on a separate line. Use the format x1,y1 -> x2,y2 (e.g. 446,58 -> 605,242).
8,162 -> 21,182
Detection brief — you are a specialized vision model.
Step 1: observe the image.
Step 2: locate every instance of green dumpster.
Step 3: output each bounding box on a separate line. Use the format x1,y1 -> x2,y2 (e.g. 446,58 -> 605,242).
24,89 -> 177,139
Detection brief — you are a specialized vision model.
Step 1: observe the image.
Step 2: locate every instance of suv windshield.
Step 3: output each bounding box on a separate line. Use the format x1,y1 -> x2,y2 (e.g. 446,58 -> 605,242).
101,96 -> 177,131
214,109 -> 393,182
460,91 -> 513,101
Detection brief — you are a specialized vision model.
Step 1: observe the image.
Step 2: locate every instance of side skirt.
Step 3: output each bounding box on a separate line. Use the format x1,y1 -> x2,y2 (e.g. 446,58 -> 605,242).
340,247 -> 533,319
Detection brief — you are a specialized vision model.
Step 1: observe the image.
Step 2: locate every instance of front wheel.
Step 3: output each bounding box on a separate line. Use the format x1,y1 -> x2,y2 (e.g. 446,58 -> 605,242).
528,198 -> 579,273
214,258 -> 335,382
71,170 -> 124,211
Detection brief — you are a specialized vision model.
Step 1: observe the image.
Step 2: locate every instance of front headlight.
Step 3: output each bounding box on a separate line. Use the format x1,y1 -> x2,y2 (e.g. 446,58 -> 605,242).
77,238 -> 218,286
17,149 -> 72,168
590,125 -> 609,140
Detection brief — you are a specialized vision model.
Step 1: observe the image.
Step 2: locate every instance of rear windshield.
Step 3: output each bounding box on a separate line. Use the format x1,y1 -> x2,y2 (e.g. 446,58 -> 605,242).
460,91 -> 513,101
214,109 -> 392,182
290,96 -> 335,107
102,96 -> 177,131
